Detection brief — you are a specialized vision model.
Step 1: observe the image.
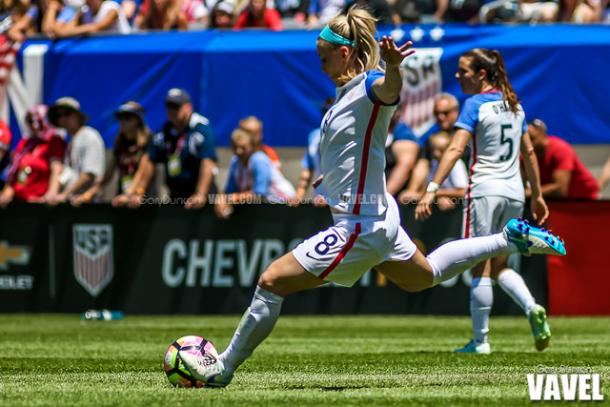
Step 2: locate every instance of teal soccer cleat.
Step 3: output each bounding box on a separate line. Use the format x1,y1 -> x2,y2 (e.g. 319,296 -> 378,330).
454,339 -> 491,354
504,218 -> 567,256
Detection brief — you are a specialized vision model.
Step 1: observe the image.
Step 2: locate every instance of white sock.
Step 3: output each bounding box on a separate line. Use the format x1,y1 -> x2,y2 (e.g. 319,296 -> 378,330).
219,286 -> 283,373
497,268 -> 536,315
471,277 -> 493,344
427,233 -> 516,285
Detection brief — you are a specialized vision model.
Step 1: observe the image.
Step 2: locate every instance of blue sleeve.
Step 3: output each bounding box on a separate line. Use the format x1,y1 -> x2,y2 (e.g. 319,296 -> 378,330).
196,124 -> 217,161
147,132 -> 163,163
393,123 -> 419,144
522,117 -> 528,134
224,159 -> 238,193
57,7 -> 77,23
364,70 -> 399,106
250,153 -> 272,196
455,97 -> 480,133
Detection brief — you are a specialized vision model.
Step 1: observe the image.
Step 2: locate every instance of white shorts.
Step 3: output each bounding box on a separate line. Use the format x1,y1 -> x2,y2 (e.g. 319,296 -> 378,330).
463,196 -> 524,238
292,197 -> 417,287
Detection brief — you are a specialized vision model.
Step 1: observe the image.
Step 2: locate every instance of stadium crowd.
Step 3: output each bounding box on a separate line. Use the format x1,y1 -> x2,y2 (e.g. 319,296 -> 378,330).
1,0 -> 609,43
0,85 -> 604,215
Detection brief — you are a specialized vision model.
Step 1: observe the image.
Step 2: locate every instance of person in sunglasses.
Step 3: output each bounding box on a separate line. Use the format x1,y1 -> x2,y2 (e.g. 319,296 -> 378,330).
46,96 -> 105,205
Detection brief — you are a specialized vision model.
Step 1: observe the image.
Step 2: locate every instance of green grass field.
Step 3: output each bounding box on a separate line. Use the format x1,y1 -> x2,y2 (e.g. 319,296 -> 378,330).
1,315 -> 608,406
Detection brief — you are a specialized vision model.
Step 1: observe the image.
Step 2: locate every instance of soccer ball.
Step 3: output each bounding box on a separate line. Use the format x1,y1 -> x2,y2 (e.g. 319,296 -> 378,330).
163,335 -> 219,388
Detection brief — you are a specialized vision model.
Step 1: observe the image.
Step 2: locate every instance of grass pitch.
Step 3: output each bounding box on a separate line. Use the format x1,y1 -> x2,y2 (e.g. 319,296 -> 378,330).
1,315 -> 608,406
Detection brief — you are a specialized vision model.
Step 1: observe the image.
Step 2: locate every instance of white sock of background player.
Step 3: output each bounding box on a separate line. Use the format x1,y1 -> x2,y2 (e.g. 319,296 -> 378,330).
497,268 -> 536,314
470,277 -> 493,344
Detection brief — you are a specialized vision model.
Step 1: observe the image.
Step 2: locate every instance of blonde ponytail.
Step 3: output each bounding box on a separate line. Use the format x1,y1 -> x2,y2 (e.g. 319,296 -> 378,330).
327,7 -> 380,83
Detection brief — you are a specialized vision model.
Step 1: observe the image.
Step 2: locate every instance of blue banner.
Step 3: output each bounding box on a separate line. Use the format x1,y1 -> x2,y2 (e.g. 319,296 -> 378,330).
18,25 -> 610,147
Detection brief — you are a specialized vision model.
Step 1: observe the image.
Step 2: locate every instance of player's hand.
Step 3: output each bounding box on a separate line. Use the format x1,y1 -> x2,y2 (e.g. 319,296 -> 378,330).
415,192 -> 435,221
185,193 -> 207,209
530,195 -> 549,225
379,37 -> 415,67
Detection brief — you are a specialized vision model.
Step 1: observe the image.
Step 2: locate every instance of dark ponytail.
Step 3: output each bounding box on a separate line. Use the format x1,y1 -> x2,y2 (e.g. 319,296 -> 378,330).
462,48 -> 520,114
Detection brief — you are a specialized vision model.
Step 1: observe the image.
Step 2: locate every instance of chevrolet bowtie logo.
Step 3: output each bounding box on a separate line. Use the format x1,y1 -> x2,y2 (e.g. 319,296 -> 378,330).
0,241 -> 31,270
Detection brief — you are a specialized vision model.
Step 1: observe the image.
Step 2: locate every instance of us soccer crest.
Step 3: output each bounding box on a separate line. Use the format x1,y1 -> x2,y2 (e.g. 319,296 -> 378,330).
72,224 -> 114,297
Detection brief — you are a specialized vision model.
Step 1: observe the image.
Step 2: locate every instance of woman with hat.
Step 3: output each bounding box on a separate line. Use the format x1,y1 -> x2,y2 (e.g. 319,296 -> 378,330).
72,101 -> 151,205
0,105 -> 66,206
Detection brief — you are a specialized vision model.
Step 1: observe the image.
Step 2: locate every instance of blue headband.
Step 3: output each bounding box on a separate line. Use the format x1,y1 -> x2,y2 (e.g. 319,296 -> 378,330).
319,25 -> 355,47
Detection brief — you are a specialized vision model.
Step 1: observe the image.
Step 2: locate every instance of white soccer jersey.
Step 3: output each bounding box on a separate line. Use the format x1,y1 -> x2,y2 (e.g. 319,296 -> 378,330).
455,91 -> 527,202
317,70 -> 397,216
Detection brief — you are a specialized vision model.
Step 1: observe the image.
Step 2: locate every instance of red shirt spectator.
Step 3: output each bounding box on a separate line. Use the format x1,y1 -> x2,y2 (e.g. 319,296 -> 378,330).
0,119 -> 12,178
529,119 -> 598,200
234,0 -> 282,30
1,105 -> 66,202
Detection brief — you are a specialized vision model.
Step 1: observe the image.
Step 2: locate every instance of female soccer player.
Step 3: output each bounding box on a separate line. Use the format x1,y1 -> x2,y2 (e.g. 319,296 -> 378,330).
416,48 -> 553,354
181,10 -> 565,386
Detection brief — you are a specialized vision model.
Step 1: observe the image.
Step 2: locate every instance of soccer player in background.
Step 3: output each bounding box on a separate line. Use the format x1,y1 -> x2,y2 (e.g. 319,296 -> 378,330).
416,48 -> 552,354
181,9 -> 566,386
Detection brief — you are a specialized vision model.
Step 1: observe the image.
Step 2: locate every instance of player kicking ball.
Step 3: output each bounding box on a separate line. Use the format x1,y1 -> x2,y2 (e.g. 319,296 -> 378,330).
180,7 -> 566,387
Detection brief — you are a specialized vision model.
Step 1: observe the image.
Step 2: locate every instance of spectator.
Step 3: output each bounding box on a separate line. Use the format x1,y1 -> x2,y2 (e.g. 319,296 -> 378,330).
275,0 -> 309,22
0,119 -> 12,189
528,118 -> 599,199
209,0 -> 236,28
238,116 -> 281,167
42,0 -> 84,38
342,0 -> 394,24
234,0 -> 282,30
73,101 -> 151,205
135,0 -> 187,30
401,131 -> 468,209
392,0 -> 421,23
215,128 -> 295,219
1,0 -> 35,41
46,97 -> 105,204
307,0 -> 344,26
290,98 -> 332,206
51,0 -> 131,36
558,0 -> 604,22
399,93 -> 460,203
0,105 -> 66,205
599,154 -> 610,193
385,108 -> 420,197
440,0 -> 484,21
115,88 -> 217,209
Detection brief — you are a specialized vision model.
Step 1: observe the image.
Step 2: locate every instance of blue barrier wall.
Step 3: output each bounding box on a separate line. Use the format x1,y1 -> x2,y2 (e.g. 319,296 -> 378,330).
20,25 -> 610,147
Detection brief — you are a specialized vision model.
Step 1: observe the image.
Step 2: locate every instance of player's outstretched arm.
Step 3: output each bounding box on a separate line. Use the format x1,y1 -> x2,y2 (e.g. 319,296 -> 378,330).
371,37 -> 414,105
